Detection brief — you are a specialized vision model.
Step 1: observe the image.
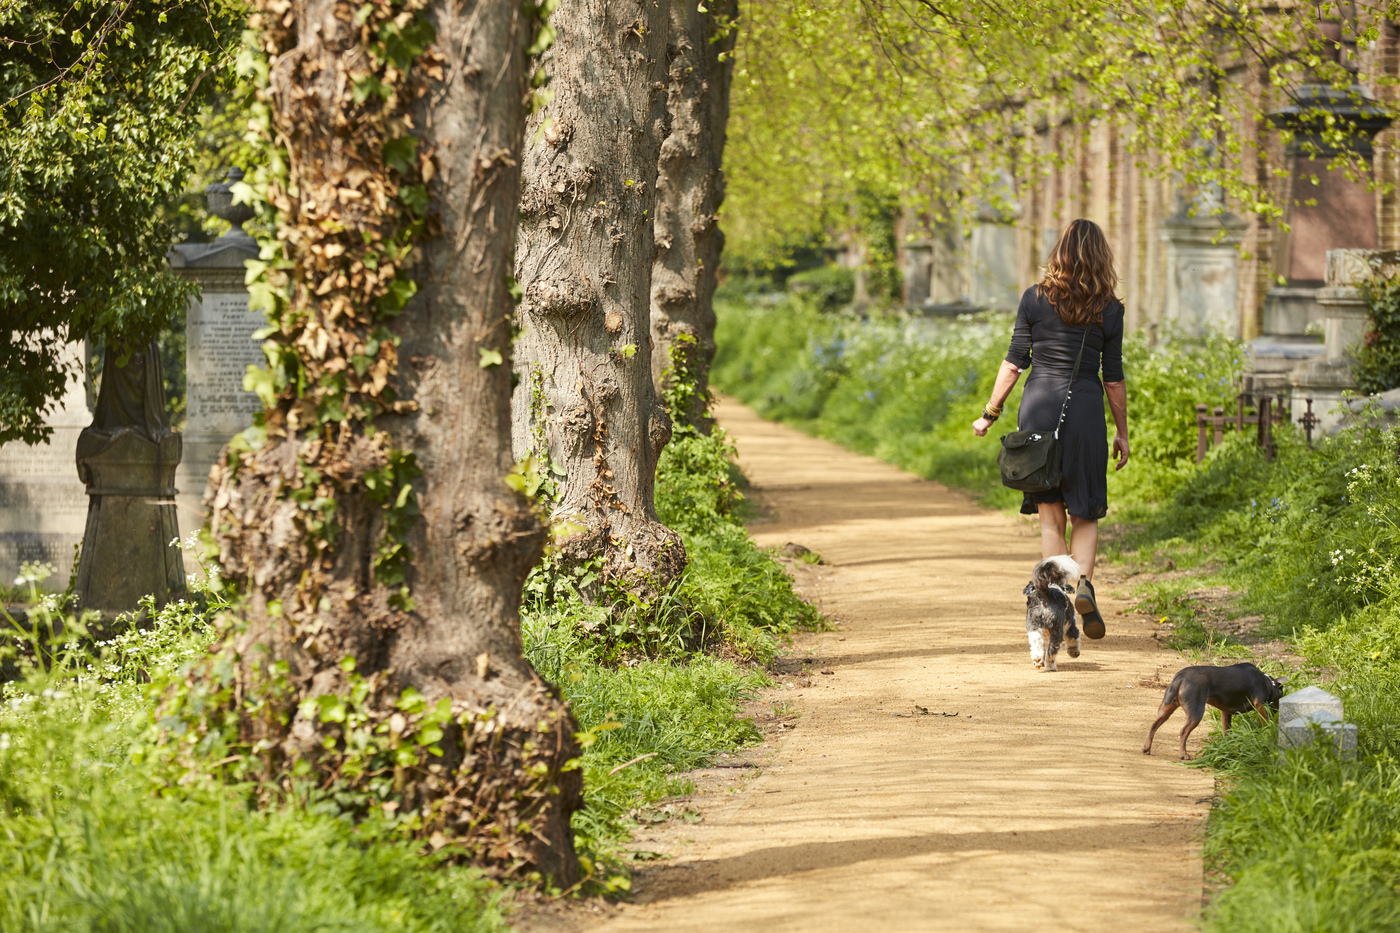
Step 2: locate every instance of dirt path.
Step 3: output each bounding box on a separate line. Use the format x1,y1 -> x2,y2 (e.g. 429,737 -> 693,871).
583,398 -> 1213,932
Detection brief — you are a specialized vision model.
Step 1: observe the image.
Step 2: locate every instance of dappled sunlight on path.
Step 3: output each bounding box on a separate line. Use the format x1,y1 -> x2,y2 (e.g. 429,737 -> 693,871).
585,397 -> 1211,932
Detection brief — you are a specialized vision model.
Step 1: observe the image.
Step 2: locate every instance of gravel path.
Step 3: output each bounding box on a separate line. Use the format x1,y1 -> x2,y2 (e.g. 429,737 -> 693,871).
583,398 -> 1213,932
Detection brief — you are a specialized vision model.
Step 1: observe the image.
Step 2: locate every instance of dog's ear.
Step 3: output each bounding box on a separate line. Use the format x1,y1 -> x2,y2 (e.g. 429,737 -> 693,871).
1030,561 -> 1050,594
1022,582 -> 1036,597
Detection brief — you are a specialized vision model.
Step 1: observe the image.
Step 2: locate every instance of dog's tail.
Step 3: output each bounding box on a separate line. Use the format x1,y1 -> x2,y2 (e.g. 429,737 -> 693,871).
1032,554 -> 1081,593
1159,670 -> 1186,707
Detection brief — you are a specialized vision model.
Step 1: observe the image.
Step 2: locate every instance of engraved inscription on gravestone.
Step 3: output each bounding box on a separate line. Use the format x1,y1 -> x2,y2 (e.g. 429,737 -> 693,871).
186,286 -> 265,432
170,226 -> 261,536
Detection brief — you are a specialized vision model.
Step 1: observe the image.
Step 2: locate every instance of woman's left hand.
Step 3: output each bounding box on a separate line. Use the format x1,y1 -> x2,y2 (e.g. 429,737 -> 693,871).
1112,433 -> 1130,470
972,417 -> 992,437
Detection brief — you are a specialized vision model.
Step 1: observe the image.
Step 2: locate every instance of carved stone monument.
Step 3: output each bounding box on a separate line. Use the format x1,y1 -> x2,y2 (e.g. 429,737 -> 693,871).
1264,86 -> 1391,336
74,344 -> 186,613
1288,249 -> 1382,434
0,339 -> 90,590
1160,194 -> 1248,338
170,169 -> 263,535
967,174 -> 1022,313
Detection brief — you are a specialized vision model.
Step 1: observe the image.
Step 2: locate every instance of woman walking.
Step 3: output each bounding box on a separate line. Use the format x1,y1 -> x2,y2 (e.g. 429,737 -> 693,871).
972,219 -> 1129,639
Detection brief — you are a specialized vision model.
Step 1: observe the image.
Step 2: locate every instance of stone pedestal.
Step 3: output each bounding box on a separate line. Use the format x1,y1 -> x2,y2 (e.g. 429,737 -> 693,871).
1287,250 -> 1374,434
1278,685 -> 1345,723
74,429 -> 185,613
902,224 -> 966,312
0,339 -> 91,591
169,231 -> 262,536
1160,209 -> 1247,337
968,182 -> 1021,313
1262,287 -> 1327,337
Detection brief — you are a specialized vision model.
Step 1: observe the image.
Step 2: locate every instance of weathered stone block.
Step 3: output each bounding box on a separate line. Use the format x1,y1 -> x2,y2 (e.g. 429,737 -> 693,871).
1279,709 -> 1358,760
1278,685 -> 1344,725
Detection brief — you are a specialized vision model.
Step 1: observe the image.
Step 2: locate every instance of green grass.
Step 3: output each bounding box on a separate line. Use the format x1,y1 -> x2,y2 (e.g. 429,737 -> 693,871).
0,579 -> 508,933
0,361 -> 823,919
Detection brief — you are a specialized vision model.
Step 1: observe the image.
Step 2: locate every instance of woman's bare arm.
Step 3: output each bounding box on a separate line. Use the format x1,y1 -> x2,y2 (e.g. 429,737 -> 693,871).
1104,380 -> 1129,469
971,361 -> 1023,437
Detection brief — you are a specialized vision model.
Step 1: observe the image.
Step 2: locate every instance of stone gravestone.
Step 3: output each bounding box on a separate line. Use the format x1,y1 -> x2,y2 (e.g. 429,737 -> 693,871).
169,169 -> 262,537
0,339 -> 90,590
1160,192 -> 1247,338
1277,685 -> 1357,761
73,344 -> 186,613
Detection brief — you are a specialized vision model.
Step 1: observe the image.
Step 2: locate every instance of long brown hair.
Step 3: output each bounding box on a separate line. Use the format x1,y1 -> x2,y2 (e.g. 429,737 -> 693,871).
1039,219 -> 1118,326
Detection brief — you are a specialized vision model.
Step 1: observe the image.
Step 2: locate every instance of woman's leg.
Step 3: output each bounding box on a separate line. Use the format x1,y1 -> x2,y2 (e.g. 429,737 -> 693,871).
1069,515 -> 1099,581
1037,502 -> 1068,558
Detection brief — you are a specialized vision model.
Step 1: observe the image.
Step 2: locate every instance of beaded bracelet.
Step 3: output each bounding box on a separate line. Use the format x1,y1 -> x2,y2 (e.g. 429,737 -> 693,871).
981,408 -> 1000,422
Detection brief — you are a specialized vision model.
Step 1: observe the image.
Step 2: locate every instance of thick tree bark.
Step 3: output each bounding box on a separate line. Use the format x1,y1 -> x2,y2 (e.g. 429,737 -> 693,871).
189,0 -> 580,883
513,0 -> 684,598
650,0 -> 737,430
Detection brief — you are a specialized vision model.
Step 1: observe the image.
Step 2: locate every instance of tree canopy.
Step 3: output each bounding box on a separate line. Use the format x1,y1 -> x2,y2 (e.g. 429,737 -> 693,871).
0,0 -> 240,444
724,0 -> 1400,267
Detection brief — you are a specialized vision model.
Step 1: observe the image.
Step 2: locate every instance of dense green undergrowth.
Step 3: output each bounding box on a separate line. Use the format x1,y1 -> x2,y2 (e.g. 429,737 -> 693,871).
0,361 -> 819,925
713,279 -> 1400,931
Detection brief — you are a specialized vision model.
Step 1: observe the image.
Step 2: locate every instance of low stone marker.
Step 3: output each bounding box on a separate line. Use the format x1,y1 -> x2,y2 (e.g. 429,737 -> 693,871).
1277,685 -> 1357,760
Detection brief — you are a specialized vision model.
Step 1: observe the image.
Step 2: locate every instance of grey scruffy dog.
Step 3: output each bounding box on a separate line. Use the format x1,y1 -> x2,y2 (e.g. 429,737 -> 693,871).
1023,555 -> 1081,672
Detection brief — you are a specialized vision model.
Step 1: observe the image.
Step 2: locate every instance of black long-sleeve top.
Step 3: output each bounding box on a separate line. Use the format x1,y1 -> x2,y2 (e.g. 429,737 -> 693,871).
1004,287 -> 1125,384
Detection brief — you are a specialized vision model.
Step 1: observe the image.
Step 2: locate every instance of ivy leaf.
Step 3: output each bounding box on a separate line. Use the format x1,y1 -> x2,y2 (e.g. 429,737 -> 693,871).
478,347 -> 504,368
383,136 -> 418,174
399,184 -> 429,217
351,73 -> 390,103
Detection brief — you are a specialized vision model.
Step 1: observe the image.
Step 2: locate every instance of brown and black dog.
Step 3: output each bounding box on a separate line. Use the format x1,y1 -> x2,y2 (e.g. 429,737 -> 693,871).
1143,663 -> 1285,760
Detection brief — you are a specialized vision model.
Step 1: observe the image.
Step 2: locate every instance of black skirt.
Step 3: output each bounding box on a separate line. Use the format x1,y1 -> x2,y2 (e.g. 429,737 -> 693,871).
1016,370 -> 1108,519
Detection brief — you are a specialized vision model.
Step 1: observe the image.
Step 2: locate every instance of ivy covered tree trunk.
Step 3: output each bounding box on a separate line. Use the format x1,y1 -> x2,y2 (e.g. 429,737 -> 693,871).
512,0 -> 684,597
182,0 -> 580,883
650,0 -> 737,430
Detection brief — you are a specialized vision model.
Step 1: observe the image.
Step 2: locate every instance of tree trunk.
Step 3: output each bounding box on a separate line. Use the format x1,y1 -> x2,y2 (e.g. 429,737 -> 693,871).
650,0 -> 737,430
185,0 -> 580,884
513,0 -> 684,598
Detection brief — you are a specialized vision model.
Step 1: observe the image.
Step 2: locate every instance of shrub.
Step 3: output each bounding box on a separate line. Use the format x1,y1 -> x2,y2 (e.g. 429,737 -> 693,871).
1357,274 -> 1400,394
786,265 -> 855,312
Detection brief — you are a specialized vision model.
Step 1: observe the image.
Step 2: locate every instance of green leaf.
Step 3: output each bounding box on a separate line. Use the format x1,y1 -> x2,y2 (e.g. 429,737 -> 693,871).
478,347 -> 504,368
383,136 -> 418,174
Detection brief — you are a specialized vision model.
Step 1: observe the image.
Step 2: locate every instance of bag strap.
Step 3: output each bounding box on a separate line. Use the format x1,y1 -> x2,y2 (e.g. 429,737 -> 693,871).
1054,326 -> 1091,440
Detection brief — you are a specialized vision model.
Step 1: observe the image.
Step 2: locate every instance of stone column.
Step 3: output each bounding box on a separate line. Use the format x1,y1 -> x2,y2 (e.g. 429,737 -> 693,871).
1288,249 -> 1375,434
1159,205 -> 1248,337
169,169 -> 262,537
0,339 -> 90,590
